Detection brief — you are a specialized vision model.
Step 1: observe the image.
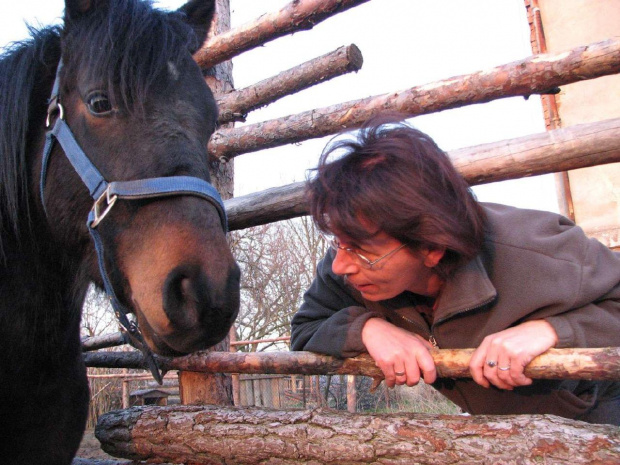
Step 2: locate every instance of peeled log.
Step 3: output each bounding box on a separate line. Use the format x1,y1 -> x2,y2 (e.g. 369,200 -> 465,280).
96,405 -> 620,464
83,348 -> 620,381
222,116 -> 620,230
217,44 -> 363,125
209,38 -> 620,160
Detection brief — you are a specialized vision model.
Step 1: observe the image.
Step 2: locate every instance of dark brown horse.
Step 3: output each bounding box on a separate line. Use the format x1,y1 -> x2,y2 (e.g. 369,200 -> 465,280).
0,1 -> 240,463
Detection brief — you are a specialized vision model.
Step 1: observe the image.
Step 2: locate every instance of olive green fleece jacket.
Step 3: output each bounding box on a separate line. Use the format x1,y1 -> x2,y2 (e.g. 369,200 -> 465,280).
291,203 -> 620,420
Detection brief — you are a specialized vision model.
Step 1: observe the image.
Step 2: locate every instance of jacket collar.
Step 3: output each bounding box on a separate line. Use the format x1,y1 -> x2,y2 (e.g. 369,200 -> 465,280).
433,256 -> 497,322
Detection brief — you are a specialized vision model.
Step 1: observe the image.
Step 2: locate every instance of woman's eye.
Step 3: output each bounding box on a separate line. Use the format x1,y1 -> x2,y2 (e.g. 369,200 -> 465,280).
86,93 -> 113,115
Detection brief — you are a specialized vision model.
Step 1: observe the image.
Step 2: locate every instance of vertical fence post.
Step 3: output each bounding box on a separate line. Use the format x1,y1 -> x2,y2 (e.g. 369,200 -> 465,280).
347,375 -> 357,413
178,0 -> 235,406
121,368 -> 130,409
229,326 -> 241,406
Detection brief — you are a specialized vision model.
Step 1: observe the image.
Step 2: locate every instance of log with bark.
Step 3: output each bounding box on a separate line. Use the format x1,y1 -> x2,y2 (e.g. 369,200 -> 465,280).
208,38 -> 620,160
222,116 -> 620,230
95,405 -> 620,464
82,333 -> 128,352
195,0 -> 370,69
217,44 -> 363,125
84,348 -> 620,381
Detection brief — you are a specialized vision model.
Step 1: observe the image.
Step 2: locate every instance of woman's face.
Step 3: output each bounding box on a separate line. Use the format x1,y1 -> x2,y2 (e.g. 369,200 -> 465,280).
330,230 -> 444,301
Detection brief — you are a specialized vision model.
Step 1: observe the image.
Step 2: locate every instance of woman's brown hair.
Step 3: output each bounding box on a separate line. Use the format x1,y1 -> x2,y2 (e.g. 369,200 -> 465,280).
307,116 -> 487,279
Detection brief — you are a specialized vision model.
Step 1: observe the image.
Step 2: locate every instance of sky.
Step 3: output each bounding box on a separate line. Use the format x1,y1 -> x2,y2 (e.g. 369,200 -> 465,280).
0,0 -> 560,213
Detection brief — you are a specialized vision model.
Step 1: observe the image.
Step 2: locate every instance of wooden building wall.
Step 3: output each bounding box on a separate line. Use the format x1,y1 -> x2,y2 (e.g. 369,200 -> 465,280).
525,0 -> 620,248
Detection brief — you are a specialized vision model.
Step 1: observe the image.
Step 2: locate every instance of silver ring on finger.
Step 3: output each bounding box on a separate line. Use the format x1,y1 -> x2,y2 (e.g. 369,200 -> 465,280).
498,365 -> 511,371
394,371 -> 406,377
486,360 -> 497,368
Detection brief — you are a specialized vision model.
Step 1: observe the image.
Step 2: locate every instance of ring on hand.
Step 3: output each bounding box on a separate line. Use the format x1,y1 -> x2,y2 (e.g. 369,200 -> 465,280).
486,360 -> 497,368
394,371 -> 406,377
498,366 -> 511,371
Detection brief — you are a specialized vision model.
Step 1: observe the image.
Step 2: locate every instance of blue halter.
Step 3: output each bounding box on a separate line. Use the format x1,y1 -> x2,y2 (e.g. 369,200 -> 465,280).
40,61 -> 228,383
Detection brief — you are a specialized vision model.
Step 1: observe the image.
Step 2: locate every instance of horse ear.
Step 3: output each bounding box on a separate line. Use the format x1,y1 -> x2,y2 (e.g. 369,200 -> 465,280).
64,0 -> 106,22
178,0 -> 217,51
65,0 -> 93,18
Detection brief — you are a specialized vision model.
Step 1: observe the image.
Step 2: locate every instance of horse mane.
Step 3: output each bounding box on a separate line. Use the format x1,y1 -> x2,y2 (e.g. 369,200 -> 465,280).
0,27 -> 61,257
63,0 -> 201,113
0,0 -> 202,261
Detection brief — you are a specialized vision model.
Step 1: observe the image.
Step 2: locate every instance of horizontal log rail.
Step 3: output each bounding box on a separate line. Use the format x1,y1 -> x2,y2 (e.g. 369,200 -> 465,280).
223,116 -> 620,230
194,0 -> 370,69
217,44 -> 363,125
208,38 -> 620,160
82,332 -> 127,352
95,406 -> 620,464
83,347 -> 620,381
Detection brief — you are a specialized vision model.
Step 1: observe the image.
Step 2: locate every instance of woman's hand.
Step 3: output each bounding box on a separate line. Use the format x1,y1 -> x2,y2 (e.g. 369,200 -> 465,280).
469,320 -> 558,390
361,318 -> 437,388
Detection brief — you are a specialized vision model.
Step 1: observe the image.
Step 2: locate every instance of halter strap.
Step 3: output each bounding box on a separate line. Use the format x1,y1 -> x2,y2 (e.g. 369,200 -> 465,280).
41,60 -> 228,383
41,117 -> 228,230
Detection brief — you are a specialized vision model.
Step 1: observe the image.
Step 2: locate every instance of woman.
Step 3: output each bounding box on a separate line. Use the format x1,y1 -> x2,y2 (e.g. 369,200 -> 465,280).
291,117 -> 620,424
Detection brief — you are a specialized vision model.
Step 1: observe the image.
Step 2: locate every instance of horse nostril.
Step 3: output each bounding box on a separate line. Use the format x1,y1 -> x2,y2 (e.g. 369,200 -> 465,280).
181,277 -> 199,304
163,264 -> 204,330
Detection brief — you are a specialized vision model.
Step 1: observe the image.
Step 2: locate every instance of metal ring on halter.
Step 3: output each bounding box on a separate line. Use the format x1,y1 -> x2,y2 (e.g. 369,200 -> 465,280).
486,360 -> 497,368
498,366 -> 511,371
46,101 -> 65,128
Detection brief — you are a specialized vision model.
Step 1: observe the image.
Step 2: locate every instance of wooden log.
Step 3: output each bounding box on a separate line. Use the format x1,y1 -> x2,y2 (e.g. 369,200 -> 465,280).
225,180 -> 308,230
223,116 -> 620,230
449,115 -> 620,184
96,405 -> 620,464
82,332 -> 127,352
217,44 -> 363,125
208,38 -> 620,160
83,347 -> 620,381
194,0 -> 370,69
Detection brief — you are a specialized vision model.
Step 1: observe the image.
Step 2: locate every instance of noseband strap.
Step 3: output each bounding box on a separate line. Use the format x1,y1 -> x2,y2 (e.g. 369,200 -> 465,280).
41,60 -> 228,383
41,118 -> 228,231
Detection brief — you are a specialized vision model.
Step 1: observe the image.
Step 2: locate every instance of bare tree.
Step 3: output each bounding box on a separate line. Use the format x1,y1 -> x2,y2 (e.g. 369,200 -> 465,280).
81,284 -> 117,339
230,217 -> 327,351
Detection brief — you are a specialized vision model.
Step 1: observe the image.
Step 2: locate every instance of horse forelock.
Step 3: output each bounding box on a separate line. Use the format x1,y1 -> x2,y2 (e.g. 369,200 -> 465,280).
62,0 -> 201,115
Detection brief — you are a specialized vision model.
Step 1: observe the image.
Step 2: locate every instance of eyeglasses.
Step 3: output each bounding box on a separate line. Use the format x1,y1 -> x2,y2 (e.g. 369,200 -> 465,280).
323,234 -> 409,270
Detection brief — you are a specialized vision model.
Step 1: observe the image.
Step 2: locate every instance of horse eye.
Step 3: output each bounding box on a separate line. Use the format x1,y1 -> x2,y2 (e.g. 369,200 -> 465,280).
86,93 -> 113,115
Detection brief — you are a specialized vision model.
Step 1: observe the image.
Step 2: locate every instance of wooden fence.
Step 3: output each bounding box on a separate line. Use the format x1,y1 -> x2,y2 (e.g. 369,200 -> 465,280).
78,0 -> 620,464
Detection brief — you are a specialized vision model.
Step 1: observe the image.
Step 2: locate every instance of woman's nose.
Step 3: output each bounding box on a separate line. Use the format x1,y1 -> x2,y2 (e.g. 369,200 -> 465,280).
331,248 -> 360,276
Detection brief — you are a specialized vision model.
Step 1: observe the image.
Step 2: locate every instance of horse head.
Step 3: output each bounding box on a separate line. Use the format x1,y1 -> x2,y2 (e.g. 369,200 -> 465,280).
41,0 -> 240,356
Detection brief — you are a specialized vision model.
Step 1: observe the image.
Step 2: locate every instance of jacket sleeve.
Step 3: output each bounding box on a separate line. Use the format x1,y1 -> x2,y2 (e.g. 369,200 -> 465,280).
290,251 -> 384,357
544,233 -> 620,348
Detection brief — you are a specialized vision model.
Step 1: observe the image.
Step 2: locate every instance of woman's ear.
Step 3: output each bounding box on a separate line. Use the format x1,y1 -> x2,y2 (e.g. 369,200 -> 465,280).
424,248 -> 446,268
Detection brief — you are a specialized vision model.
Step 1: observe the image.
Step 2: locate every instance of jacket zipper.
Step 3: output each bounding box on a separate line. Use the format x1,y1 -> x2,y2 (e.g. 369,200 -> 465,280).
394,312 -> 439,348
396,295 -> 497,350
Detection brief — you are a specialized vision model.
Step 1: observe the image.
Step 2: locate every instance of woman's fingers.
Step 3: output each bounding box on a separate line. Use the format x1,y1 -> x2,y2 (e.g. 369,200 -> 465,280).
470,321 -> 557,390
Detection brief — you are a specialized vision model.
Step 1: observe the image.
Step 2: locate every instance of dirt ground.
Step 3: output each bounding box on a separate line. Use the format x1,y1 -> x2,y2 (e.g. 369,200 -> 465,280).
76,428 -> 178,464
76,428 -> 116,460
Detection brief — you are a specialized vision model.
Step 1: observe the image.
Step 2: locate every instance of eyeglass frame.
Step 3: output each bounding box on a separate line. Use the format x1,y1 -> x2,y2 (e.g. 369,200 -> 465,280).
323,234 -> 409,270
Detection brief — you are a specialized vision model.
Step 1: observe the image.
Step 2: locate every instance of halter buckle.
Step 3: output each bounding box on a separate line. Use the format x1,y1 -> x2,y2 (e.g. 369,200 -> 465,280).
91,186 -> 118,228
